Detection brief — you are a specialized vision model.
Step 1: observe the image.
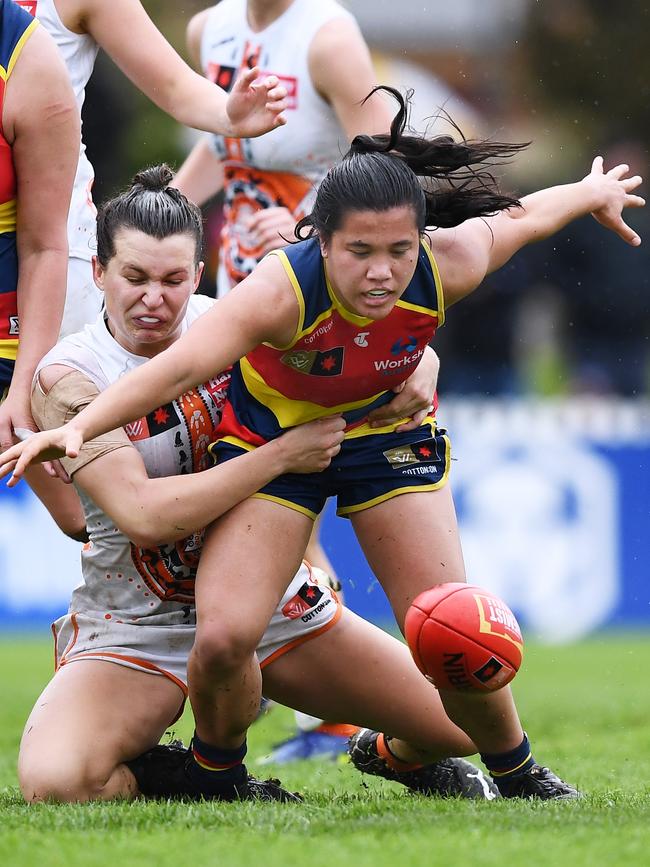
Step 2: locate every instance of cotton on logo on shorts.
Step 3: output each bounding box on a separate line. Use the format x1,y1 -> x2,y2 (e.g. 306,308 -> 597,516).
281,582 -> 324,619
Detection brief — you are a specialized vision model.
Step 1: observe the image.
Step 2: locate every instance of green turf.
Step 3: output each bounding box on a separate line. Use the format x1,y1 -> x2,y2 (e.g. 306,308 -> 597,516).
1,635 -> 649,866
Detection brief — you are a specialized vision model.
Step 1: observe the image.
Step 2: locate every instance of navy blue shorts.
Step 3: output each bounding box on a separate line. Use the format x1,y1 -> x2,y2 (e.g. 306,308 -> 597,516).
211,418 -> 451,519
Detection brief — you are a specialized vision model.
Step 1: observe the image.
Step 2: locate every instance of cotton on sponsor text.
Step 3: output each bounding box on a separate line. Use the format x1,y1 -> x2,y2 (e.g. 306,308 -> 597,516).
301,320 -> 333,345
300,597 -> 332,623
403,464 -> 438,476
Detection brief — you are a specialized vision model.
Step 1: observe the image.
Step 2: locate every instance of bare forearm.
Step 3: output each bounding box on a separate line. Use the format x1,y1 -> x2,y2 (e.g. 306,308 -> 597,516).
513,180 -> 602,241
11,249 -> 67,392
121,440 -> 287,546
173,137 -> 225,206
70,357 -> 197,446
161,68 -> 232,135
487,179 -> 604,274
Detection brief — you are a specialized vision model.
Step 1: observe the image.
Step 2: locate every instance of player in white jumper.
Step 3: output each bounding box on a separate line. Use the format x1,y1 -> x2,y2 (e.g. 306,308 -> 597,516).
14,0 -> 290,539
175,0 -> 392,297
26,0 -> 290,335
17,167 -> 495,803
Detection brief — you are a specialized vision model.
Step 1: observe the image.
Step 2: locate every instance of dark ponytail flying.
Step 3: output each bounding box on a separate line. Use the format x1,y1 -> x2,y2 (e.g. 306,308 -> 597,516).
295,86 -> 527,241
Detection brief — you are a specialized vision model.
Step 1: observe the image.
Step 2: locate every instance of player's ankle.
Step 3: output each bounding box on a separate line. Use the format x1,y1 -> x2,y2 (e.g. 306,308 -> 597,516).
187,733 -> 248,791
377,733 -> 424,772
480,733 -> 535,782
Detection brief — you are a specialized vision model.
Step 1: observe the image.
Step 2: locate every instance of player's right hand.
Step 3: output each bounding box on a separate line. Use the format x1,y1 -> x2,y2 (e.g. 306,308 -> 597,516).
274,415 -> 346,474
583,156 -> 645,245
0,424 -> 83,486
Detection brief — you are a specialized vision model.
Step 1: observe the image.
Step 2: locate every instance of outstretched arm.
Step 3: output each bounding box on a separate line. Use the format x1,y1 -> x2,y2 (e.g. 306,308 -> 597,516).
433,157 -> 645,306
171,9 -> 225,205
71,0 -> 286,137
77,418 -> 344,547
32,366 -> 343,546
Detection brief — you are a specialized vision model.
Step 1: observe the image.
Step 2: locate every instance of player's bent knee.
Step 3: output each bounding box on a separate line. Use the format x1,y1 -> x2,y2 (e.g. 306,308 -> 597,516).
18,756 -> 118,804
192,626 -> 258,673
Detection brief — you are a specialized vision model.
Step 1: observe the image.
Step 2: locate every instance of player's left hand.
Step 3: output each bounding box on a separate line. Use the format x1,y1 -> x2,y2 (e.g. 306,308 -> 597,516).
0,385 -> 35,453
584,156 -> 645,246
225,67 -> 288,138
248,207 -> 296,254
367,346 -> 440,432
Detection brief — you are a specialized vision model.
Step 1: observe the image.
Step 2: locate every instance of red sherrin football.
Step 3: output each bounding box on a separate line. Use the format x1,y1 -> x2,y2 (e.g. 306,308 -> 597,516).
405,583 -> 524,692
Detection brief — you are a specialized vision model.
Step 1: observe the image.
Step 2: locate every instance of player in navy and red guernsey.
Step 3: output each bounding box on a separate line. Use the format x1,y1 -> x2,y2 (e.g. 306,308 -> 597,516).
1,87 -> 643,800
217,230 -> 447,517
0,0 -> 80,535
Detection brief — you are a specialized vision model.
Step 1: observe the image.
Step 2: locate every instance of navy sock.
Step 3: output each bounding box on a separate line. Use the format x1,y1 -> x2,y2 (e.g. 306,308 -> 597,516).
480,733 -> 535,781
188,732 -> 247,792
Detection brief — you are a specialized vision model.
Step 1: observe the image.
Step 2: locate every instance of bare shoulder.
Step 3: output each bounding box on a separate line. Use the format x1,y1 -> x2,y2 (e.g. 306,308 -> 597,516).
224,253 -> 301,346
308,14 -> 366,77
51,0 -> 89,34
186,6 -> 212,65
3,23 -> 76,140
309,13 -> 362,55
234,253 -> 298,312
308,15 -> 391,135
426,222 -> 493,306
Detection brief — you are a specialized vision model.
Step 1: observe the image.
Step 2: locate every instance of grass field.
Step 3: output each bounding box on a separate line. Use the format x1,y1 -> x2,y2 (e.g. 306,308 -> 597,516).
1,634 -> 649,867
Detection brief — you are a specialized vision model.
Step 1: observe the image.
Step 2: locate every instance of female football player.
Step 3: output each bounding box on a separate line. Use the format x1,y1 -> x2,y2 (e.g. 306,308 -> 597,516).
17,166 -> 495,803
173,0 -> 391,296
4,90 -> 643,801
172,0 -> 395,759
21,0 -> 288,542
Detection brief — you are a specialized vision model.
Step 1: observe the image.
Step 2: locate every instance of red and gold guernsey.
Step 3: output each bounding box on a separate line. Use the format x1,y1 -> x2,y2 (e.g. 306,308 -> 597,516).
0,0 -> 38,385
220,236 -> 444,445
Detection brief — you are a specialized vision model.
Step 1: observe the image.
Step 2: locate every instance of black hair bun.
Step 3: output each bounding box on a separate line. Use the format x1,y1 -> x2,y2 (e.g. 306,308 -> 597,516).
132,164 -> 174,192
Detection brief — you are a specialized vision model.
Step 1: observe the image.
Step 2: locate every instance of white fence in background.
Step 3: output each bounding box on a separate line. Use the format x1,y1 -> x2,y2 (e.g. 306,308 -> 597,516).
1,398 -> 649,643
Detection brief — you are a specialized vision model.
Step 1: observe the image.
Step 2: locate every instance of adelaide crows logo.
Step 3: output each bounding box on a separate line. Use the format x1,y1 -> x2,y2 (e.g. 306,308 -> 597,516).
281,346 -> 344,376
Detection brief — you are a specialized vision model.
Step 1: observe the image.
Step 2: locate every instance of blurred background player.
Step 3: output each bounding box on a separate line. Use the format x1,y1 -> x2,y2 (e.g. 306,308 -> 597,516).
14,0 -> 288,541
18,166 -> 493,804
0,0 -> 80,534
172,0 -> 394,759
173,0 -> 391,295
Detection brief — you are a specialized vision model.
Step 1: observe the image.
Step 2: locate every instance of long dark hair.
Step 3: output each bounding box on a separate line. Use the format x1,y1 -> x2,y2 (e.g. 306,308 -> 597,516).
295,87 -> 527,241
96,165 -> 203,266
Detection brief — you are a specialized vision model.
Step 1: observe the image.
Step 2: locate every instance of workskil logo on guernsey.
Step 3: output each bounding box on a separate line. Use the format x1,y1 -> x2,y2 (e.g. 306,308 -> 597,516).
280,346 -> 344,377
374,336 -> 424,374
